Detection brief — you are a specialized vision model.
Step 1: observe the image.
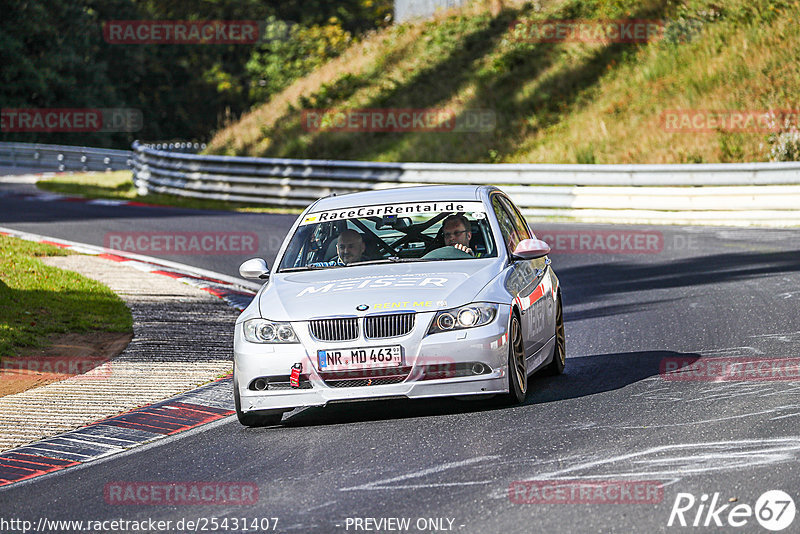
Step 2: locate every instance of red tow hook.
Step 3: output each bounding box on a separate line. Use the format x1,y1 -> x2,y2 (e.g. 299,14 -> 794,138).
290,362 -> 302,388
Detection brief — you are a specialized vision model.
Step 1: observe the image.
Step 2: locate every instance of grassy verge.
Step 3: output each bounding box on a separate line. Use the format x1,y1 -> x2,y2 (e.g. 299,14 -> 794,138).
0,236 -> 133,357
36,171 -> 302,214
206,0 -> 800,164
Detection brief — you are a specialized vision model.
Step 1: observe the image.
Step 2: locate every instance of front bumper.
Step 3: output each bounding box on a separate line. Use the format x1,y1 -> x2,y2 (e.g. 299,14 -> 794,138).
234,308 -> 511,412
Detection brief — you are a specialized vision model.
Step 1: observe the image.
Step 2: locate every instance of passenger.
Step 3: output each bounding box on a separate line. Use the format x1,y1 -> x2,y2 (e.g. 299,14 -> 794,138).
312,229 -> 366,266
441,214 -> 476,256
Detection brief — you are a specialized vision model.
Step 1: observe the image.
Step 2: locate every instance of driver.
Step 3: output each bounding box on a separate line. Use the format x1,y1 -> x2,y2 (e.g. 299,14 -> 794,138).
441,214 -> 475,256
312,229 -> 366,266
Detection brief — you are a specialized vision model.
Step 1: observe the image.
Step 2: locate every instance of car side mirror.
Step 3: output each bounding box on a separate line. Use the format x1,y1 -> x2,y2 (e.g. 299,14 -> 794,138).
239,258 -> 270,279
511,239 -> 551,260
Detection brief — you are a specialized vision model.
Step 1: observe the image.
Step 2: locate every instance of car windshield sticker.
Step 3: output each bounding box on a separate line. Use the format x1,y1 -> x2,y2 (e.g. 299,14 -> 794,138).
302,201 -> 486,225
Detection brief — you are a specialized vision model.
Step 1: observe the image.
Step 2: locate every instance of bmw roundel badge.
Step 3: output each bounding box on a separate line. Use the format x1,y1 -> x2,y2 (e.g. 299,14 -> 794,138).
356,304 -> 369,311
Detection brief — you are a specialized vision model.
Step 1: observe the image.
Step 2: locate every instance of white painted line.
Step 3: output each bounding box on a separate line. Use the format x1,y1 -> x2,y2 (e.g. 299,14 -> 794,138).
68,246 -> 102,255
86,199 -> 128,206
15,446 -> 94,461
0,175 -> 40,184
533,437 -> 800,481
25,193 -> 66,202
340,455 -> 500,491
120,260 -> 160,272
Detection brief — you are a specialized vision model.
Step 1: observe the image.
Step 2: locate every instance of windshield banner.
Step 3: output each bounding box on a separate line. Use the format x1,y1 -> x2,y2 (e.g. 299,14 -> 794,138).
301,201 -> 486,225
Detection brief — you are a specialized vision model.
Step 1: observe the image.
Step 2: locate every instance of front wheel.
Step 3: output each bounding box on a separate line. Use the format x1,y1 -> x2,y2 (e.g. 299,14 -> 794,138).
543,297 -> 565,376
504,313 -> 528,405
233,367 -> 284,427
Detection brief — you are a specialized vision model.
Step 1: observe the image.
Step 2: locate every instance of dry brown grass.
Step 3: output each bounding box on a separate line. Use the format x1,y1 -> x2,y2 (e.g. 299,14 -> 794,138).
512,6 -> 800,163
208,0 -> 800,164
208,20 -> 425,155
206,0 -> 534,156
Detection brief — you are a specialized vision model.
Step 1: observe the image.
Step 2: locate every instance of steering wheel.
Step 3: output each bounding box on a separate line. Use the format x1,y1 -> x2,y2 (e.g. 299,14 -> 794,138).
421,246 -> 474,260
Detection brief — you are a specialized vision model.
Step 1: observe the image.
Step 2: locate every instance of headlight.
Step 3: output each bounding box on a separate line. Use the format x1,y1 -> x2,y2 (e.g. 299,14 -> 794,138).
428,303 -> 498,335
243,319 -> 298,343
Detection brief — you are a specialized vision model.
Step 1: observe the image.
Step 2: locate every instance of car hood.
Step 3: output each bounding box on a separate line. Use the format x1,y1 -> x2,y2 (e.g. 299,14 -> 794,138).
258,260 -> 501,320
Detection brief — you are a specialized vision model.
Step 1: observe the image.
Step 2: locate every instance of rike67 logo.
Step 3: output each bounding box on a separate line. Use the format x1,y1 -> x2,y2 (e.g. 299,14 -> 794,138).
668,490 -> 796,531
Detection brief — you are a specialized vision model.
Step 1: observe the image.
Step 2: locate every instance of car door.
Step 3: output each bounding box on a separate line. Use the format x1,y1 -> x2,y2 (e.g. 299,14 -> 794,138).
504,196 -> 556,356
492,194 -> 553,360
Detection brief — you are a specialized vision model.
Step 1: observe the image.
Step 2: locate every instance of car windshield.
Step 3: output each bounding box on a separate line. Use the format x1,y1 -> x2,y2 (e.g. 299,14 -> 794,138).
278,200 -> 498,271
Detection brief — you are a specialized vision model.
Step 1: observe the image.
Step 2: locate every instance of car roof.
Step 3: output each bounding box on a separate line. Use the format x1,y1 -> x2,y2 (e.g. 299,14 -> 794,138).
308,185 -> 497,212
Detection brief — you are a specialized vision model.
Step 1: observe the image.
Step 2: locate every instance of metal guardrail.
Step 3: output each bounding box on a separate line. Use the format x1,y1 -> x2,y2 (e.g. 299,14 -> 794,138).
395,0 -> 472,23
2,141 -> 798,224
132,141 -> 800,224
0,142 -> 132,173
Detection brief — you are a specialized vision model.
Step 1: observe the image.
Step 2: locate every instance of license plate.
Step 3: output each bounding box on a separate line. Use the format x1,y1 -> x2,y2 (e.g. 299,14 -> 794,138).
317,345 -> 402,371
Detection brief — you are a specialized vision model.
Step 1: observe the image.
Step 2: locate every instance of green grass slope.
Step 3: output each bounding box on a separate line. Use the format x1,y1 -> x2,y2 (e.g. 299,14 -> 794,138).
206,0 -> 800,164
0,237 -> 132,357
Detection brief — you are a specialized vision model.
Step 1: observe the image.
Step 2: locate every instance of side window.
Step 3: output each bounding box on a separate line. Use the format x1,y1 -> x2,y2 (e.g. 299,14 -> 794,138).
499,197 -> 532,241
491,196 -> 521,253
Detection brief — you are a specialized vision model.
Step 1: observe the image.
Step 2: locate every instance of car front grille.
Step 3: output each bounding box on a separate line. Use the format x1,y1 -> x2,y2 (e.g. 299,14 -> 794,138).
364,313 -> 415,339
309,318 -> 358,341
309,313 -> 415,341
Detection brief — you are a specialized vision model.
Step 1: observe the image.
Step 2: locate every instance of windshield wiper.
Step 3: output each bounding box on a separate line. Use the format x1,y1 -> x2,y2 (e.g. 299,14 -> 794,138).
280,265 -> 342,272
348,257 -> 440,266
344,259 -> 398,266
282,257 -> 442,271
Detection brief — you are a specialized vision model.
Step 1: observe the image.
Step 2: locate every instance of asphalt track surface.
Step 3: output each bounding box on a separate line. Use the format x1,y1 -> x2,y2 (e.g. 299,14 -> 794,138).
2,180 -> 800,533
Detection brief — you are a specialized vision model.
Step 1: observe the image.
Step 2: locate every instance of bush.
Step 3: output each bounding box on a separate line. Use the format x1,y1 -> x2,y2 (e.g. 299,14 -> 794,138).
247,17 -> 352,103
769,131 -> 800,162
766,112 -> 800,162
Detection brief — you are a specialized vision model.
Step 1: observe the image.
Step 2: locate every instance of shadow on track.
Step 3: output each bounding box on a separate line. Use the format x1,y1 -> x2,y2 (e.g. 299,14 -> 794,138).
558,250 -> 800,302
563,296 -> 687,322
525,350 -> 700,405
276,350 -> 699,428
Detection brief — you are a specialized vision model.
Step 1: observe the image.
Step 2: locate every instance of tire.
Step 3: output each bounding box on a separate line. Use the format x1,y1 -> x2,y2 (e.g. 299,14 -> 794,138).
504,313 -> 528,405
233,368 -> 284,427
543,296 -> 565,376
